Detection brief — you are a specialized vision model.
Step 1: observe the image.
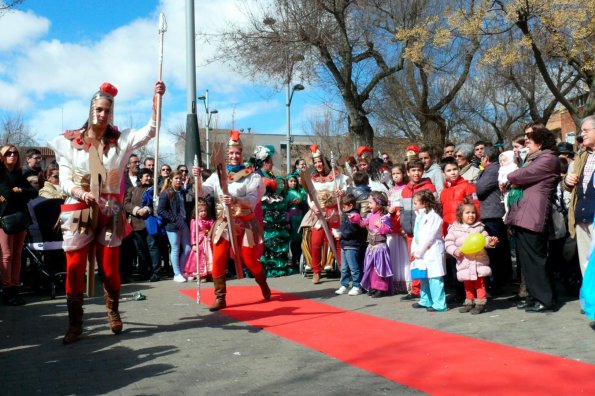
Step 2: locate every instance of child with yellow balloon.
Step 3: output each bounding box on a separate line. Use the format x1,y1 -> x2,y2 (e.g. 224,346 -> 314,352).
444,200 -> 499,315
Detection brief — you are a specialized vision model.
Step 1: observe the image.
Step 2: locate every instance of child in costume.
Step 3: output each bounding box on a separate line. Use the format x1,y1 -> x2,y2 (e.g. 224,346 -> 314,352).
387,163 -> 409,294
184,198 -> 214,282
410,190 -> 447,312
350,191 -> 393,298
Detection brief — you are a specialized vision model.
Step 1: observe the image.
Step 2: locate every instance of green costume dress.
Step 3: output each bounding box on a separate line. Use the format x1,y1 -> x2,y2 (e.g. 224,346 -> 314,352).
259,170 -> 294,277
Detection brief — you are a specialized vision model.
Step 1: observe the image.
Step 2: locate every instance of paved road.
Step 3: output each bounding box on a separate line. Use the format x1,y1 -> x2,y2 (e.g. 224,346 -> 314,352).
1,273 -> 593,396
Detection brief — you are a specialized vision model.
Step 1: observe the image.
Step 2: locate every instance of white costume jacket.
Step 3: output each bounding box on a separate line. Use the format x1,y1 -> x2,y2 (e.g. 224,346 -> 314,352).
47,120 -> 156,251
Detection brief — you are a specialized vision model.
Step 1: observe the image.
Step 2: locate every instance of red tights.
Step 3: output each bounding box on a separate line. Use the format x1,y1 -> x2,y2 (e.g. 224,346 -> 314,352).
65,244 -> 120,296
211,238 -> 263,278
310,227 -> 341,274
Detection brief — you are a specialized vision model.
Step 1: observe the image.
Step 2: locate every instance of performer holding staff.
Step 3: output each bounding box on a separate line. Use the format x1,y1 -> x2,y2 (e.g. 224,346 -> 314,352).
192,130 -> 271,311
300,145 -> 348,284
49,80 -> 166,344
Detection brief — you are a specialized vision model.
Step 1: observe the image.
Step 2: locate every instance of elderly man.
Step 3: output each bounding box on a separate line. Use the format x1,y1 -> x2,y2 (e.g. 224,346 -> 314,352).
565,115 -> 595,276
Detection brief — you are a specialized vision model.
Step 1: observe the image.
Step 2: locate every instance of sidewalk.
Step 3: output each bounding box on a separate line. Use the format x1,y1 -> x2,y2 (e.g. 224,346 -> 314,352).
1,274 -> 593,395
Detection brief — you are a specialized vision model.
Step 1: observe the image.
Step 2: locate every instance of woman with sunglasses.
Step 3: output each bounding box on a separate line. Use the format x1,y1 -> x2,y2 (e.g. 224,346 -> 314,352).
48,80 -> 166,344
38,164 -> 65,199
0,145 -> 37,306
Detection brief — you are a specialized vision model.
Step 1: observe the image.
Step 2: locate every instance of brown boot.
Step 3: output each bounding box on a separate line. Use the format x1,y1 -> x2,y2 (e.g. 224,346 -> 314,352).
312,273 -> 321,284
209,276 -> 227,311
63,295 -> 84,345
470,299 -> 486,315
458,299 -> 474,313
104,288 -> 123,334
254,271 -> 271,300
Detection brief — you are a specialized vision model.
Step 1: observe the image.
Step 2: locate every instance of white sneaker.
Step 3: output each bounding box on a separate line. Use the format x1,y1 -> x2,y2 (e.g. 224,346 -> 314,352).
305,265 -> 312,271
173,275 -> 187,283
186,276 -> 195,281
348,287 -> 362,296
335,286 -> 349,295
324,265 -> 332,271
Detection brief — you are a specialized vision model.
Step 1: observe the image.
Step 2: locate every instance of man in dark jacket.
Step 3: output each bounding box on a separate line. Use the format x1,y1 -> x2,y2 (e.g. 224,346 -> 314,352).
124,168 -> 160,281
475,146 -> 512,294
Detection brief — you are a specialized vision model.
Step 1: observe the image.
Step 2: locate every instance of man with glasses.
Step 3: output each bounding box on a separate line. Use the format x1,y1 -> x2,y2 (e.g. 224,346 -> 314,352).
22,148 -> 43,179
124,154 -> 141,193
565,115 -> 595,279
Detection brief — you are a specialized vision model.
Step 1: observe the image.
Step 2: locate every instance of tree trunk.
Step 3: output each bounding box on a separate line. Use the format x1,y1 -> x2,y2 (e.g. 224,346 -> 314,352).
347,108 -> 375,149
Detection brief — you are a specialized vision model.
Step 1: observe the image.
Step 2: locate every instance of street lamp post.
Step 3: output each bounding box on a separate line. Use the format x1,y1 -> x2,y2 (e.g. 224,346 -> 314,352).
286,82 -> 304,175
198,90 -> 218,169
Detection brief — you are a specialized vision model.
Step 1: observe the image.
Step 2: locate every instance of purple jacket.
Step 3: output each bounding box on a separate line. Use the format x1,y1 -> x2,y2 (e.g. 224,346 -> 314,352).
444,222 -> 492,281
504,149 -> 560,233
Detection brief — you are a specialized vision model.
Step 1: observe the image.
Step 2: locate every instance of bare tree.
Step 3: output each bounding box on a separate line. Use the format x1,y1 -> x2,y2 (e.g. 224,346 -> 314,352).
0,112 -> 38,147
0,0 -> 24,17
214,0 -> 418,148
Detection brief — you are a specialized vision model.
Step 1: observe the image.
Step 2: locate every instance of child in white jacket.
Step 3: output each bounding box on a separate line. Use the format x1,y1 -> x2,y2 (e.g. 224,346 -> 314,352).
410,190 -> 447,312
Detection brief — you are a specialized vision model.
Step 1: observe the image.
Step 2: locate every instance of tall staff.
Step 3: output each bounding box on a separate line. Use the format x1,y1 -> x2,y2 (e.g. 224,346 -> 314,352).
194,155 -> 203,303
152,12 -> 167,211
330,151 -> 342,216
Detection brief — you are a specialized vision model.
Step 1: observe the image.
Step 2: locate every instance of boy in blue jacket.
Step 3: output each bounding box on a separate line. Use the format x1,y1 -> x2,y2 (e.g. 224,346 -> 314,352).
335,194 -> 366,296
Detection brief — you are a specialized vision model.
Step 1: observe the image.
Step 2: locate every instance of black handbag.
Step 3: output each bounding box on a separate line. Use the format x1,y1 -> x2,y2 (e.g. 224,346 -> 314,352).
0,211 -> 29,234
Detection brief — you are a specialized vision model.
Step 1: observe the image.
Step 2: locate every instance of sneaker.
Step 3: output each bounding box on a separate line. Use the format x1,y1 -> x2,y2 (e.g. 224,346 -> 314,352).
305,265 -> 312,271
186,276 -> 195,281
173,275 -> 187,283
323,265 -> 332,271
335,286 -> 349,295
348,287 -> 362,296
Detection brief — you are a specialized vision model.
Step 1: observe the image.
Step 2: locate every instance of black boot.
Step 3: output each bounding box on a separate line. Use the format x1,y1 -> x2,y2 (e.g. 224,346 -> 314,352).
209,276 -> 227,311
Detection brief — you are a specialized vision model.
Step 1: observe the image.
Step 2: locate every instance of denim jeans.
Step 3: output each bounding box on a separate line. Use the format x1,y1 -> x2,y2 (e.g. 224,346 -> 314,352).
340,248 -> 361,288
166,225 -> 191,276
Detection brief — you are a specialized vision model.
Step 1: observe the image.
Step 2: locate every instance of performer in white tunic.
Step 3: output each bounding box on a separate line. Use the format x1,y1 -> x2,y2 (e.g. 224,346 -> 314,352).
48,81 -> 166,344
194,130 -> 271,311
300,144 -> 348,284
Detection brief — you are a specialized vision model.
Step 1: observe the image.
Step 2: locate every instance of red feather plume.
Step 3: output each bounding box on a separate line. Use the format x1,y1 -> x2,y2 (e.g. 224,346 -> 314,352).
229,130 -> 241,142
309,144 -> 319,153
356,145 -> 373,157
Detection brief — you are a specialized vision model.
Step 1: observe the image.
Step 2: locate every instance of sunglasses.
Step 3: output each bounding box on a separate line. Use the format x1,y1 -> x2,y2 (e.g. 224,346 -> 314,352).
50,174 -> 59,179
161,168 -> 171,172
179,169 -> 188,173
4,150 -> 18,157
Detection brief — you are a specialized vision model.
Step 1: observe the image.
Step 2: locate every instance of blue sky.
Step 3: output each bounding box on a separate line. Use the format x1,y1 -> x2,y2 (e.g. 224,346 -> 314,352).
0,0 -> 325,160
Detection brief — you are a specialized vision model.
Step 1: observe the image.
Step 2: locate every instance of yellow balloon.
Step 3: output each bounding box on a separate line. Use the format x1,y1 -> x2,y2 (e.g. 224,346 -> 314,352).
461,232 -> 485,255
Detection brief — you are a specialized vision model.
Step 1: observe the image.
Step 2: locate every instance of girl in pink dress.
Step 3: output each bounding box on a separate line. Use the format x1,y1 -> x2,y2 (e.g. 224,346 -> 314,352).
349,191 -> 393,298
184,198 -> 214,282
387,163 -> 409,294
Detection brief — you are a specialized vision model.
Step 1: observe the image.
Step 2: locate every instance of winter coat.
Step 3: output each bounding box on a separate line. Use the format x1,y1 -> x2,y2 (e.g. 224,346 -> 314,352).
505,149 -> 560,233
475,162 -> 505,220
157,188 -> 188,232
444,222 -> 492,281
564,149 -> 594,238
340,208 -> 366,249
410,209 -> 445,278
423,162 -> 446,195
124,185 -> 151,231
440,176 -> 479,235
400,178 -> 436,235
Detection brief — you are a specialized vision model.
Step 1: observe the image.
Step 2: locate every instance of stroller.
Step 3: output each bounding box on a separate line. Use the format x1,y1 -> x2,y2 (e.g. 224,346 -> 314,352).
20,196 -> 66,299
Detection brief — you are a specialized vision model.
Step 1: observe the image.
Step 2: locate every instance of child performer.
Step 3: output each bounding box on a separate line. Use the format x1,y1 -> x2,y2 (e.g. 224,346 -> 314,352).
387,163 -> 409,294
184,198 -> 214,282
410,190 -> 447,312
444,200 -> 498,314
335,194 -> 366,296
350,191 -> 393,298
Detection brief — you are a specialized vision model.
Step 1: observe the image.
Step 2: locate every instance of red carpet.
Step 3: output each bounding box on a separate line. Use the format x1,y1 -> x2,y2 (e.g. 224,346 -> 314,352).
180,286 -> 595,395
